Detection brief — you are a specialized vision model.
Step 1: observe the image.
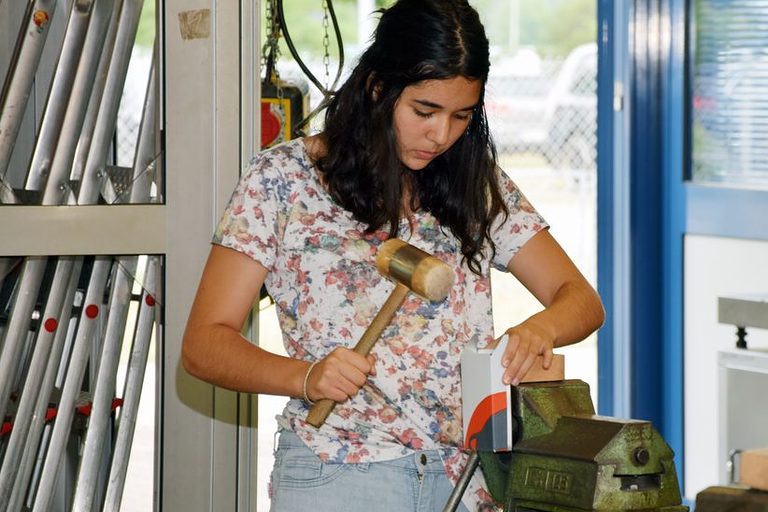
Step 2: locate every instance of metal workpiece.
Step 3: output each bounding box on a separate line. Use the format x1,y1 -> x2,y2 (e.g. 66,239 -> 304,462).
30,257 -> 111,512
0,256 -> 79,511
0,0 -> 58,179
69,0 -> 124,187
0,0 -> 100,431
126,50 -> 157,204
476,380 -> 688,512
102,256 -> 160,511
2,259 -> 83,512
37,0 -> 116,201
0,176 -> 18,203
70,257 -> 137,511
0,257 -> 47,425
24,0 -> 93,193
77,0 -> 143,205
72,55 -> 159,509
0,0 -> 133,428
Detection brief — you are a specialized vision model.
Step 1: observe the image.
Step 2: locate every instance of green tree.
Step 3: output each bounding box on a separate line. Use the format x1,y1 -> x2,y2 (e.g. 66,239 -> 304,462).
265,0 -> 595,80
519,0 -> 596,57
135,1 -> 156,49
265,0 -> 359,61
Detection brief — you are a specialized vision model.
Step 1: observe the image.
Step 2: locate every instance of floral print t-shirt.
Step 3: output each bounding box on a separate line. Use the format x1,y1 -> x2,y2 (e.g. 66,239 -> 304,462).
213,138 -> 547,510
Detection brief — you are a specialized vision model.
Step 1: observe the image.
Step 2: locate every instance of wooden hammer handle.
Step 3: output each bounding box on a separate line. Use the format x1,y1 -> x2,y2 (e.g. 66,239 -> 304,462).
306,283 -> 410,427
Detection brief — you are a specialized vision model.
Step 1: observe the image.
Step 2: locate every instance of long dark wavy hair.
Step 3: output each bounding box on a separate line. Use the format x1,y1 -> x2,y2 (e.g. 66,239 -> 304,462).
315,0 -> 508,274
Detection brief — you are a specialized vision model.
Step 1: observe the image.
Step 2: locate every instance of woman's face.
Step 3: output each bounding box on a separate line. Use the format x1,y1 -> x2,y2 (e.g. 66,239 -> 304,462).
392,76 -> 482,170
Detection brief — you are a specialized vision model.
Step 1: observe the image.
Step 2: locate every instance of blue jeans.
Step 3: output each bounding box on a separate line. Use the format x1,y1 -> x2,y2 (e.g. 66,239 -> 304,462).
269,430 -> 470,512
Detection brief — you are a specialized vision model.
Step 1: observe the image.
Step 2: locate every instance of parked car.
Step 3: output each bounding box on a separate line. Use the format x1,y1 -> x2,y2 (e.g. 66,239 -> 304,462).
485,43 -> 597,170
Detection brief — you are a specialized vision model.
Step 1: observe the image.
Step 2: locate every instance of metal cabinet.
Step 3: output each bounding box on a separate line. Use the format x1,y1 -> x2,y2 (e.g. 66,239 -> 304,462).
717,295 -> 768,485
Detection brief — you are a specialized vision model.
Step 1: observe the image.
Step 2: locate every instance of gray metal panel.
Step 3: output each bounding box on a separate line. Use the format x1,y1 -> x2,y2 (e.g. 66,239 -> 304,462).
717,349 -> 768,485
162,1 -> 218,507
210,4 -> 243,507
0,205 -> 166,256
718,295 -> 768,331
162,1 -> 256,511
238,3 -> 262,509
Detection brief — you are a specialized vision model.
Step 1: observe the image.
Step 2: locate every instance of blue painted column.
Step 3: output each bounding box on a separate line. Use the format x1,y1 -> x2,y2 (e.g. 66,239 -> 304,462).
597,0 -> 686,487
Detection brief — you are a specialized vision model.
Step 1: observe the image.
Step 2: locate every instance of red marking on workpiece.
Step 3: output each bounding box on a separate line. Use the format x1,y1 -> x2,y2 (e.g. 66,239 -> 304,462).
44,318 -> 58,332
76,398 -> 124,417
33,10 -> 50,30
2,408 -> 57,437
145,294 -> 156,306
85,304 -> 99,318
464,391 -> 508,450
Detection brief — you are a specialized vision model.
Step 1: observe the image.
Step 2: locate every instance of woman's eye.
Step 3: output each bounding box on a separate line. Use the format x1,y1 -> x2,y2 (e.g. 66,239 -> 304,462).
414,110 -> 433,118
454,113 -> 471,121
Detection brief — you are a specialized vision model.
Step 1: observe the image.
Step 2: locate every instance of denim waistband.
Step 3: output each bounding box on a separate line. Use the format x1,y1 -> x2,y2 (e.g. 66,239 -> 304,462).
276,429 -> 446,473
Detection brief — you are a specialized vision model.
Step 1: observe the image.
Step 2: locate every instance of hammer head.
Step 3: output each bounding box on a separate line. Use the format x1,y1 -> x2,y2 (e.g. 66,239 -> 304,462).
375,239 -> 455,301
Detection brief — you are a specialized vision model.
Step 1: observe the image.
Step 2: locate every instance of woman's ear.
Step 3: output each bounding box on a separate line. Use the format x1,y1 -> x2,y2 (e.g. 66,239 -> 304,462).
366,73 -> 381,101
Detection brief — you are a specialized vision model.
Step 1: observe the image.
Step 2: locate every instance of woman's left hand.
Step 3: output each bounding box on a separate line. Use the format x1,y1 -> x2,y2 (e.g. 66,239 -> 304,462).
497,229 -> 605,386
499,317 -> 556,385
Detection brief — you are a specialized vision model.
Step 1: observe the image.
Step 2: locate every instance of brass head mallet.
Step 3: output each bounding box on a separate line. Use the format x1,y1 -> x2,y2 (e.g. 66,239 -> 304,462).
306,238 -> 455,428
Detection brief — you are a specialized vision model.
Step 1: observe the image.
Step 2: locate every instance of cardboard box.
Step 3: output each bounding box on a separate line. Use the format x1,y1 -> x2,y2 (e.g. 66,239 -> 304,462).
461,335 -> 513,452
521,353 -> 565,383
742,448 -> 768,491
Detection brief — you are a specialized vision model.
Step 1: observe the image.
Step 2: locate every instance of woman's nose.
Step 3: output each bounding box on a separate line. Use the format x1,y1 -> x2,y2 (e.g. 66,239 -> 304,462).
428,117 -> 451,145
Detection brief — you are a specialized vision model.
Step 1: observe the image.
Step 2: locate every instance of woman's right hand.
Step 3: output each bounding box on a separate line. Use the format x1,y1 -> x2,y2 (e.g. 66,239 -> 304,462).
304,348 -> 377,403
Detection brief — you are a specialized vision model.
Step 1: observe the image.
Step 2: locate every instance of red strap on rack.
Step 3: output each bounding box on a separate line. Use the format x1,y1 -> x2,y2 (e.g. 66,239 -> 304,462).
0,398 -> 124,436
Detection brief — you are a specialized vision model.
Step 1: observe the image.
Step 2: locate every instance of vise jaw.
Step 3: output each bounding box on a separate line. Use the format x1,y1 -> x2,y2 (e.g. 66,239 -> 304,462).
478,380 -> 688,512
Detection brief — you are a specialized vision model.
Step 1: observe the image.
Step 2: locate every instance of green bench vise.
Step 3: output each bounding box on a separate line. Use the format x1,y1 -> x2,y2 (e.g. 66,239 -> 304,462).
477,380 -> 688,511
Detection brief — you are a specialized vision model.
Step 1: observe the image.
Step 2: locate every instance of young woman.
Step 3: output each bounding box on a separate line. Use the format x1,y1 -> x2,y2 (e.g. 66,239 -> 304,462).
182,1 -> 604,510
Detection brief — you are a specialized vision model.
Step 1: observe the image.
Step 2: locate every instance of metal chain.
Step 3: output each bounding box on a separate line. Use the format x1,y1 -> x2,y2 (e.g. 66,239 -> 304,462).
261,0 -> 275,70
322,0 -> 331,92
263,0 -> 283,101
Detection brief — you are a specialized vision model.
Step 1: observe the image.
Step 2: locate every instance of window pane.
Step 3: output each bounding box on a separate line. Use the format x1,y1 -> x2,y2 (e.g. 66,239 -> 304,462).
0,254 -> 161,511
0,3 -> 160,511
691,0 -> 768,186
480,0 -> 598,403
0,1 -> 161,206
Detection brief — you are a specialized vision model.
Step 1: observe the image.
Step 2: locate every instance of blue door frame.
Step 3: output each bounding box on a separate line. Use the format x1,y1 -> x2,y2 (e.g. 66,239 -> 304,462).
600,0 -> 768,498
596,0 -> 687,484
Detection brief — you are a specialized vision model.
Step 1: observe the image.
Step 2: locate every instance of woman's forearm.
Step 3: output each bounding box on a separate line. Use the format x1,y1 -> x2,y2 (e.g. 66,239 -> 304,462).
182,323 -> 309,398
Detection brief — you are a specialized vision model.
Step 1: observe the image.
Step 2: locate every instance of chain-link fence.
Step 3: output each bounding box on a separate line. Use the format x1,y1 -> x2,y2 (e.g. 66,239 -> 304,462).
118,19 -> 599,175
485,43 -> 597,171
270,44 -> 598,173
116,48 -> 152,168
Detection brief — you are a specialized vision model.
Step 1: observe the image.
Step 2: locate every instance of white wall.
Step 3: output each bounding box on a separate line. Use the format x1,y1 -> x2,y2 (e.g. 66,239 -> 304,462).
684,234 -> 768,498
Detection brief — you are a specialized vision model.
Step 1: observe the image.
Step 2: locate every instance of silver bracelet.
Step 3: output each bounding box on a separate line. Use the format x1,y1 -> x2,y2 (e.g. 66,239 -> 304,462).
303,360 -> 319,406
